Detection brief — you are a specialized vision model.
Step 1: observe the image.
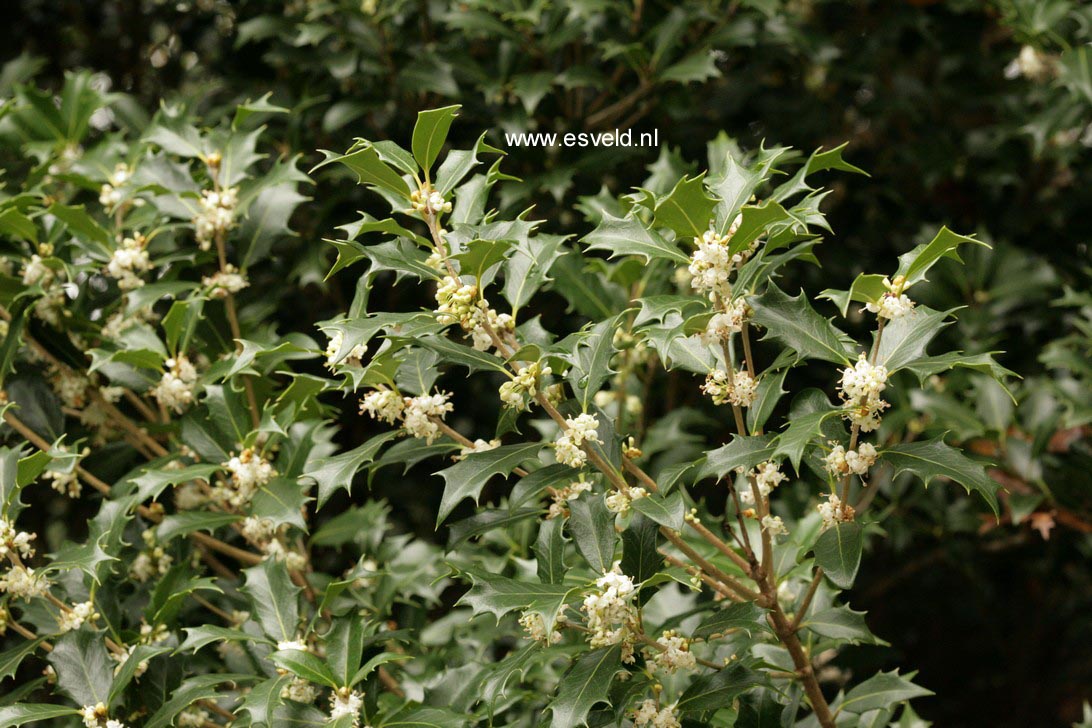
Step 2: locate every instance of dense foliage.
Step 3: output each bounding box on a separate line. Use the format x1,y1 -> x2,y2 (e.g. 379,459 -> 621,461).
0,0 -> 1090,726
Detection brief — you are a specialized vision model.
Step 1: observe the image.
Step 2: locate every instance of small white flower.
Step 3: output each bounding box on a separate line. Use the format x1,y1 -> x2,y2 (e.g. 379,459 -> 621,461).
202,263 -> 249,299
151,356 -> 198,413
761,514 -> 788,537
701,298 -> 749,345
546,480 -> 592,519
0,565 -> 49,600
216,449 -> 276,508
554,414 -> 600,468
57,601 -> 98,633
633,699 -> 681,728
21,254 -> 53,287
817,493 -> 854,530
701,368 -> 757,407
193,187 -> 239,250
581,562 -> 639,663
458,438 -> 500,459
650,630 -> 696,674
0,518 -> 36,560
401,391 -> 454,444
839,354 -> 890,432
105,234 -> 153,290
281,675 -> 320,703
277,638 -> 308,652
360,387 -> 404,424
605,486 -> 647,516
519,611 -> 562,645
328,688 -> 365,726
499,361 -> 551,410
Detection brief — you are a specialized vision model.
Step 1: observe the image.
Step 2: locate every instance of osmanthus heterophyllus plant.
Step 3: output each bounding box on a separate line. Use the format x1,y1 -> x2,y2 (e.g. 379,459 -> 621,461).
313,106 -> 1011,727
0,74 -> 438,727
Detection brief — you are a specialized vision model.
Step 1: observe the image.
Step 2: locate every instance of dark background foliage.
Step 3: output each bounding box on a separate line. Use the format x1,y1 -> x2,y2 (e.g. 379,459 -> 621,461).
7,0 -> 1091,725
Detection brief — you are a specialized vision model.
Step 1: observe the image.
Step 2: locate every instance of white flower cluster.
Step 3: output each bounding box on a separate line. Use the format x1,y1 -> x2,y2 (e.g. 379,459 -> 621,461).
633,699 -> 681,728
605,485 -> 647,516
282,676 -> 320,703
457,438 -> 500,460
0,565 -> 48,600
325,330 -> 367,368
761,514 -> 788,537
823,442 -> 878,477
202,263 -> 248,299
329,688 -> 365,727
701,297 -> 749,345
650,630 -> 696,674
130,529 -> 172,583
701,368 -> 757,407
1004,45 -> 1055,82
152,356 -> 198,413
838,354 -> 889,432
401,391 -> 454,444
359,387 -> 404,424
688,217 -> 750,300
193,187 -> 239,250
519,610 -> 562,645
216,449 -> 276,508
863,275 -> 915,320
98,164 -> 131,208
80,703 -> 126,728
22,253 -> 53,287
434,276 -> 514,352
865,293 -> 914,320
817,493 -> 855,530
546,480 -> 591,519
57,600 -> 98,633
581,562 -> 639,662
739,461 -> 787,506
106,233 -> 153,290
499,361 -> 550,410
176,708 -> 210,727
46,468 -> 81,497
0,518 -> 36,560
410,186 -> 452,216
555,413 -> 601,468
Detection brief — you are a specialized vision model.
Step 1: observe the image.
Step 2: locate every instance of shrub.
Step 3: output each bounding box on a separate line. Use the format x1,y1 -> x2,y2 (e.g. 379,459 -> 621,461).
0,101 -> 1011,727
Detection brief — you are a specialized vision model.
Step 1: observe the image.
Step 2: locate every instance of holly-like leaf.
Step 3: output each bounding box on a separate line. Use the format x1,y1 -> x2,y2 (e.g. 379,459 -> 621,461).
800,605 -> 885,645
819,273 -> 889,317
47,631 -> 113,706
676,663 -> 766,712
567,316 -> 620,410
547,646 -> 622,728
581,212 -> 688,264
413,105 -> 461,174
693,601 -> 770,639
749,284 -> 856,365
457,566 -> 573,623
839,670 -> 933,714
895,227 -> 989,288
242,560 -> 301,643
772,389 -> 840,473
698,435 -> 776,481
873,307 -> 953,371
814,522 -> 864,589
728,201 -> 791,254
654,173 -> 716,239
630,490 -> 685,531
316,144 -> 410,199
535,517 -> 568,585
435,443 -> 542,526
883,438 -> 1000,516
0,705 -> 81,726
303,430 -> 399,508
270,649 -> 338,688
568,494 -> 618,573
